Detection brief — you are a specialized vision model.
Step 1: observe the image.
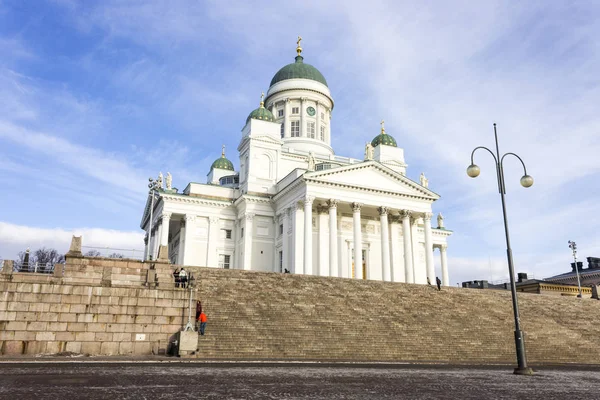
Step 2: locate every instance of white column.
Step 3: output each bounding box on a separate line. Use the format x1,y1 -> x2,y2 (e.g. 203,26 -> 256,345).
303,196 -> 314,275
317,207 -> 328,276
440,244 -> 449,287
293,202 -> 304,274
243,214 -> 254,270
327,110 -> 332,146
160,213 -> 171,246
282,209 -> 290,273
424,212 -> 435,284
207,216 -> 219,267
346,241 -> 352,279
300,97 -> 305,137
328,199 -> 338,277
352,202 -> 363,280
182,215 -> 195,266
284,98 -> 291,138
379,207 -> 391,282
389,216 -> 403,282
400,210 -> 414,283
154,221 -> 162,259
316,101 -> 321,140
177,218 -> 185,265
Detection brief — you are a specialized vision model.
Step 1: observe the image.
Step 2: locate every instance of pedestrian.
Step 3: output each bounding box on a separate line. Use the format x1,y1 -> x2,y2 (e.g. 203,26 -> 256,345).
179,268 -> 188,288
195,300 -> 202,326
172,268 -> 180,288
199,311 -> 207,336
427,276 -> 431,286
436,276 -> 442,291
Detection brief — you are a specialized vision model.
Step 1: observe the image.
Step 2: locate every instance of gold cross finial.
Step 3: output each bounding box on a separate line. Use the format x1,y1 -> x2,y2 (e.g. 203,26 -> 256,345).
260,92 -> 265,107
296,36 -> 302,56
221,144 -> 225,158
381,120 -> 386,134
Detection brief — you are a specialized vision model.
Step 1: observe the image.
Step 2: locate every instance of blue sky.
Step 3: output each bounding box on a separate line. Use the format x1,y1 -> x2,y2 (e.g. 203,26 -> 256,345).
1,0 -> 599,284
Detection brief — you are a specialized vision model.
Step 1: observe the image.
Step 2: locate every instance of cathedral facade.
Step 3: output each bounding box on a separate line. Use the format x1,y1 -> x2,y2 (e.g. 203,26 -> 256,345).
140,40 -> 452,285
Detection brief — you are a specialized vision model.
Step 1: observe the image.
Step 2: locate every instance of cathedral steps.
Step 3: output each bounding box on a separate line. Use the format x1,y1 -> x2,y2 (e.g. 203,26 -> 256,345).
193,267 -> 600,363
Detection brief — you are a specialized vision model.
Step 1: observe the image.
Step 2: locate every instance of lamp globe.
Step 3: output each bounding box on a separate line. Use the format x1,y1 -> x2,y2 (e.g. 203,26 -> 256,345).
466,164 -> 481,178
520,174 -> 534,188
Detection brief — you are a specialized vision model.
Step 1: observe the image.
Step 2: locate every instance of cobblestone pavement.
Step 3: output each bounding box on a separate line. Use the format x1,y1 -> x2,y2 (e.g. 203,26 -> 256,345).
1,362 -> 599,399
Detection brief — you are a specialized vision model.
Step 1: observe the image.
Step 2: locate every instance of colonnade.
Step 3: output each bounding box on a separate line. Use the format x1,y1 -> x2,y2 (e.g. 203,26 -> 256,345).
277,197 -> 450,286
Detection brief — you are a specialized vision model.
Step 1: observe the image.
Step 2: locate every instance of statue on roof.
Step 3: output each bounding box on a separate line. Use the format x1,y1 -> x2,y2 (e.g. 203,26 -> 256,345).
157,172 -> 164,189
420,172 -> 429,188
364,142 -> 374,161
437,212 -> 444,229
166,172 -> 172,190
307,151 -> 316,171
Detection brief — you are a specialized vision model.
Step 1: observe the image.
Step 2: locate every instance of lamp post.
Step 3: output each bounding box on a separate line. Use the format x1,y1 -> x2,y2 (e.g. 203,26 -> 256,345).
183,273 -> 196,332
466,123 -> 534,375
146,177 -> 161,261
568,241 -> 582,298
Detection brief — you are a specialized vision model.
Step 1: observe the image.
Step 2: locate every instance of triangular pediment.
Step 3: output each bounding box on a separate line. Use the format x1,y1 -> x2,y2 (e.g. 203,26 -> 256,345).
305,161 -> 439,200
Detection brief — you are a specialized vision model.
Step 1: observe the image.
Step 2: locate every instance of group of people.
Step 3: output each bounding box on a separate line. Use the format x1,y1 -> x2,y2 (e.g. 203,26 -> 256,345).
172,268 -> 188,288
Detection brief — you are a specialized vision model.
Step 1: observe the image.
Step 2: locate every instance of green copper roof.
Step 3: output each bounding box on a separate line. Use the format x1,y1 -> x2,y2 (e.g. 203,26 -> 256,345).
371,133 -> 397,147
270,55 -> 328,87
211,155 -> 234,171
246,103 -> 275,124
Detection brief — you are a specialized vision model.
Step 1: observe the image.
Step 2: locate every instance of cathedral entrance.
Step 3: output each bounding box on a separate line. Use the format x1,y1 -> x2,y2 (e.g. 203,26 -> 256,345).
351,249 -> 367,280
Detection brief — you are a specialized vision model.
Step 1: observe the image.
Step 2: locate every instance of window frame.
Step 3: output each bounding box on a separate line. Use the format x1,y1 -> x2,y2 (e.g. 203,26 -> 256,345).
308,122 -> 316,139
291,120 -> 300,137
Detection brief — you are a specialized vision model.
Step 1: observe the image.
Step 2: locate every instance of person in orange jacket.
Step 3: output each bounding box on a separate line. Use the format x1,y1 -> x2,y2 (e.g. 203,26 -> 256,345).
199,311 -> 207,336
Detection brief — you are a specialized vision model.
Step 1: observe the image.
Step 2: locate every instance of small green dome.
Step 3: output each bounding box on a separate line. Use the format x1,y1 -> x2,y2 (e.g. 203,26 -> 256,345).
246,104 -> 275,124
270,55 -> 328,87
211,156 -> 234,171
211,146 -> 234,171
371,121 -> 397,147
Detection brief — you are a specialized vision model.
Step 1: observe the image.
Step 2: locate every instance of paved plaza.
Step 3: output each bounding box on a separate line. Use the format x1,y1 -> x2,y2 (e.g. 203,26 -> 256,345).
1,362 -> 599,399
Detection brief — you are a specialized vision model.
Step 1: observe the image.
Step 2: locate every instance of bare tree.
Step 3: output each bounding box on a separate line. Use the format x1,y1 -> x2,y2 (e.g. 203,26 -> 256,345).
16,248 -> 65,272
108,253 -> 124,259
85,250 -> 102,257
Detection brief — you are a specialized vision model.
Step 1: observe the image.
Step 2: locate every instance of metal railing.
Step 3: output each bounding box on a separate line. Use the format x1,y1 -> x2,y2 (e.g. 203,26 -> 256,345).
14,261 -> 61,274
81,246 -> 145,260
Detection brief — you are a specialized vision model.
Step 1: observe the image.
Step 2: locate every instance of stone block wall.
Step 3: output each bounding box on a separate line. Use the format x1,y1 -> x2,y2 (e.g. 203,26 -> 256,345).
0,256 -> 194,356
1,255 -> 600,364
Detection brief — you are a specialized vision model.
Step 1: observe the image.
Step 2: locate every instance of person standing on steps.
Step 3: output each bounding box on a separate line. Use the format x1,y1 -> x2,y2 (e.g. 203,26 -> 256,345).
179,267 -> 188,288
173,268 -> 180,288
436,276 -> 442,291
195,301 -> 202,330
199,311 -> 207,336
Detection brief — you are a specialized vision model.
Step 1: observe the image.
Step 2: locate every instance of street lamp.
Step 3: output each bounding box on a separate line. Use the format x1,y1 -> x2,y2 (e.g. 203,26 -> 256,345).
467,123 -> 534,376
568,241 -> 582,298
183,273 -> 196,332
146,177 -> 161,261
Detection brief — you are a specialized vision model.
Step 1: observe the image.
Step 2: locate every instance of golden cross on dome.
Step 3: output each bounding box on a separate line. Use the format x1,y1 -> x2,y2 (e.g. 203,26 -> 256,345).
260,92 -> 265,107
296,36 -> 302,55
381,119 -> 386,134
221,144 -> 225,158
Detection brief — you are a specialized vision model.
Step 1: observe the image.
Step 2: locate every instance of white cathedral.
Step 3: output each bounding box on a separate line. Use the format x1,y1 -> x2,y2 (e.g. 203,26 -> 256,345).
140,39 -> 452,286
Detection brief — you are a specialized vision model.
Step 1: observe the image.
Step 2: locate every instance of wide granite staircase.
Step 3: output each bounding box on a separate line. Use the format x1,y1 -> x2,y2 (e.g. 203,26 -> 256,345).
193,267 -> 600,364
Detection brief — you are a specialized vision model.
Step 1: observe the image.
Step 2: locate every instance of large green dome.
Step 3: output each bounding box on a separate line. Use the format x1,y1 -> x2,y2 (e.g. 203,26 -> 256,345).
371,122 -> 397,147
270,55 -> 328,87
